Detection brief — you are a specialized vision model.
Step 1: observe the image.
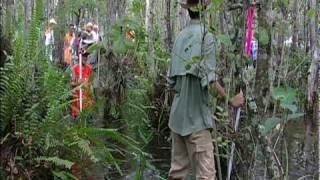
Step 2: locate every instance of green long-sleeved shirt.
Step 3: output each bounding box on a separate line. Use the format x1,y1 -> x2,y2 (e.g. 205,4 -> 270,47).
169,19 -> 217,136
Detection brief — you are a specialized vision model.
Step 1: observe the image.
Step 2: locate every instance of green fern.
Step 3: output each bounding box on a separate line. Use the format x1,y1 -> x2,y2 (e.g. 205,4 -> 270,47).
22,0 -> 44,138
35,156 -> 74,169
75,127 -> 140,152
52,170 -> 78,180
0,33 -> 25,134
26,0 -> 43,63
0,59 -> 28,134
103,146 -> 123,176
69,135 -> 99,163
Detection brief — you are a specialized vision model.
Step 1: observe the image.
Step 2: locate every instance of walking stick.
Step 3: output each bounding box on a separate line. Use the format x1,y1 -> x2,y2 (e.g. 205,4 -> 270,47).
79,39 -> 83,112
212,114 -> 223,180
226,107 -> 241,180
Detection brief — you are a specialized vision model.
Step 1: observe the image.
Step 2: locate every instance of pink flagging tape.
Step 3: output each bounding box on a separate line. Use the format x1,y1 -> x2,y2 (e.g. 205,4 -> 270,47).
245,3 -> 256,57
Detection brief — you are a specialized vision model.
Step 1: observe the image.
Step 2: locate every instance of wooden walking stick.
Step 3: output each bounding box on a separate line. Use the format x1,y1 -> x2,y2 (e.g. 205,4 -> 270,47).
79,39 -> 83,112
212,114 -> 223,180
226,107 -> 241,180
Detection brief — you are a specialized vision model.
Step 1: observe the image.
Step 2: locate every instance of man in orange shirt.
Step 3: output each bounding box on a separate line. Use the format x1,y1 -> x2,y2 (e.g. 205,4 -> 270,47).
64,24 -> 75,65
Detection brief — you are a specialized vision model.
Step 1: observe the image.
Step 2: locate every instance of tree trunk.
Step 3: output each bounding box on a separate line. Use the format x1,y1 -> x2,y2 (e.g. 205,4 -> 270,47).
174,2 -> 189,37
255,2 -> 272,109
54,0 -> 65,64
304,0 -> 319,173
97,0 -> 127,123
291,0 -> 299,52
146,0 -> 155,78
162,0 -> 172,54
255,0 -> 282,178
4,0 -> 14,36
24,0 -> 33,31
318,84 -> 320,178
0,0 -> 3,26
48,0 -> 58,20
304,3 -> 310,53
106,0 -> 127,32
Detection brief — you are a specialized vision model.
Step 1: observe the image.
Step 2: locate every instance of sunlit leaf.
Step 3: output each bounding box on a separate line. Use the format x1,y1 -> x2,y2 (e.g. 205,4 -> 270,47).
287,113 -> 304,121
307,9 -> 317,17
216,34 -> 232,47
248,101 -> 257,112
258,28 -> 270,46
259,117 -> 282,135
87,42 -> 104,53
280,103 -> 297,113
272,87 -> 297,110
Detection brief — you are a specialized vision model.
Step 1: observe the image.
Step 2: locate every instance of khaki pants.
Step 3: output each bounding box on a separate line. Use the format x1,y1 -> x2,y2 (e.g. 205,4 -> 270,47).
169,129 -> 216,180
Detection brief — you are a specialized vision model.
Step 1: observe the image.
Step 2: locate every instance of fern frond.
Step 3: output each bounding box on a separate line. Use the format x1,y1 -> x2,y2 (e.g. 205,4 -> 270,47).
103,147 -> 123,176
52,170 -> 78,180
26,0 -> 43,63
75,127 -> 141,154
0,62 -> 28,133
69,135 -> 99,163
35,156 -> 74,169
44,133 -> 64,150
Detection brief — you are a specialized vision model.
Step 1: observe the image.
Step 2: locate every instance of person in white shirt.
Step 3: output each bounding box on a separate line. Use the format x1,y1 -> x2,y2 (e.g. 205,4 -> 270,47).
92,24 -> 100,42
45,18 -> 57,62
85,22 -> 99,64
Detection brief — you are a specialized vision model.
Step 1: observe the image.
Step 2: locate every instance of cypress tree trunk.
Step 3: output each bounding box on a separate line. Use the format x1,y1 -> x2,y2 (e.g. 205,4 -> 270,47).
304,0 -> 319,173
255,0 -> 282,178
4,0 -> 14,37
146,0 -> 155,78
106,0 -> 127,32
163,0 -> 172,54
96,0 -> 127,122
291,0 -> 299,52
174,1 -> 189,37
0,0 -> 3,27
0,0 -> 5,68
24,0 -> 33,31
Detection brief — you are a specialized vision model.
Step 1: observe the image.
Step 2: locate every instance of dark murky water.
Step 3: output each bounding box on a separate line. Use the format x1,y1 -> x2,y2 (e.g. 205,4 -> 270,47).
144,121 -> 318,180
280,121 -> 317,179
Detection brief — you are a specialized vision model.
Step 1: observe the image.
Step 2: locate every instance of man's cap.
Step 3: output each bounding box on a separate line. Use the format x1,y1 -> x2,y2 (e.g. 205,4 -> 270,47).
49,18 -> 57,24
179,0 -> 210,9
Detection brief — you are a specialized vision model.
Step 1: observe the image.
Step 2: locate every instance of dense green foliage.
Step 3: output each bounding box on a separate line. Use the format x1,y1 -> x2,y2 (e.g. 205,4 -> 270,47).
0,0 -> 318,179
0,1 -> 141,179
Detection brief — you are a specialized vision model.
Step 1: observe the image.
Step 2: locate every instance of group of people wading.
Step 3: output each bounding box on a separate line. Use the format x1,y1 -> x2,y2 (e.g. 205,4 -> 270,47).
43,0 -> 246,179
45,20 -> 101,117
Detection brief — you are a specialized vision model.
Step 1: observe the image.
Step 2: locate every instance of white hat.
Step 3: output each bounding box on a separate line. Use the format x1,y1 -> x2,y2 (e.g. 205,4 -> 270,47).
83,39 -> 95,44
86,22 -> 93,27
49,18 -> 57,24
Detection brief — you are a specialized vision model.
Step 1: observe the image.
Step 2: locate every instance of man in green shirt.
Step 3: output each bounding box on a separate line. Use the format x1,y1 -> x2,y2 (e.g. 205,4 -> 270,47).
168,0 -> 244,179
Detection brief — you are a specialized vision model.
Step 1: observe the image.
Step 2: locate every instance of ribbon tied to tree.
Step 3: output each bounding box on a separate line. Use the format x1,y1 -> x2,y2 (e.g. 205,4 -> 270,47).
245,1 -> 256,57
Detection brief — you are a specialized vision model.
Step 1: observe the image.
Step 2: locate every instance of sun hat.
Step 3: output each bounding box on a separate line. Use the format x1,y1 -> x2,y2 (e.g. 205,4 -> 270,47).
49,18 -> 57,24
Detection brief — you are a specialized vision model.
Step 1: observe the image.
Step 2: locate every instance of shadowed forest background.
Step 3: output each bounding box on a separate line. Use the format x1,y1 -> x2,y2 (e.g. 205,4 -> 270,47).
0,0 -> 319,179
